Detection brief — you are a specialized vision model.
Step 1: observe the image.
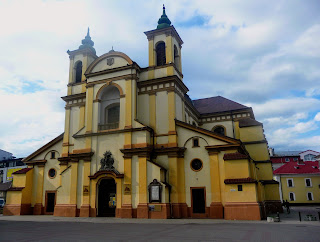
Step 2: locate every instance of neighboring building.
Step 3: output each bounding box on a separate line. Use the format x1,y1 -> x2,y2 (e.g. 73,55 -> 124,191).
274,160 -> 320,204
4,6 -> 281,220
270,151 -> 302,170
299,150 -> 320,162
0,149 -> 14,161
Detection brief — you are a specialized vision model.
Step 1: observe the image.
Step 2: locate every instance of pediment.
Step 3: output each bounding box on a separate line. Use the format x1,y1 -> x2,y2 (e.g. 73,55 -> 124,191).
85,51 -> 133,74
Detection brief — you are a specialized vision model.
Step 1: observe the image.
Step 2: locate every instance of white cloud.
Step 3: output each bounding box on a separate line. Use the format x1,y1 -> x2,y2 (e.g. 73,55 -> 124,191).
315,113 -> 320,121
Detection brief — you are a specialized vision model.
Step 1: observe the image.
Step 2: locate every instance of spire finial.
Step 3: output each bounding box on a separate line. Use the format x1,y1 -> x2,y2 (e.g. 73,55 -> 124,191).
87,27 -> 90,37
157,4 -> 171,29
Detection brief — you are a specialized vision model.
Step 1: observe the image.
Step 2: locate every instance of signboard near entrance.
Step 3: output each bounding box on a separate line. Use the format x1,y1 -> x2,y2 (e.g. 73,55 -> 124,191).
124,184 -> 131,195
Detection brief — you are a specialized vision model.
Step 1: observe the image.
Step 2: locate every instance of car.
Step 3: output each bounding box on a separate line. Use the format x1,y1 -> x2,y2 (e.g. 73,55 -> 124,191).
0,198 -> 5,208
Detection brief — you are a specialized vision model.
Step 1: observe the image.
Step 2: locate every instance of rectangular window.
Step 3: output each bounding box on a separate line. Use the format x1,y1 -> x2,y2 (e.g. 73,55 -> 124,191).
293,158 -> 298,161
193,138 -> 199,147
238,185 -> 243,191
289,192 -> 295,201
307,192 -> 313,201
305,178 -> 312,187
287,178 -> 294,187
51,152 -> 55,159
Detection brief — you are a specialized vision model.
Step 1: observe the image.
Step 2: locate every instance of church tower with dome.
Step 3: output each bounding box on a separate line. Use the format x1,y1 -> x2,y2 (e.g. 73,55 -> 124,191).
4,6 -> 282,220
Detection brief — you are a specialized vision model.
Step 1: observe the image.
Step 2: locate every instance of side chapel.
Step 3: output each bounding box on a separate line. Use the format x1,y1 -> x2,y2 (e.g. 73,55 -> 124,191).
4,7 -> 282,220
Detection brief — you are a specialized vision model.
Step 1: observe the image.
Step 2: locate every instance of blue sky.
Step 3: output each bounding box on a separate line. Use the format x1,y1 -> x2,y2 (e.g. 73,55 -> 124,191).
0,0 -> 320,157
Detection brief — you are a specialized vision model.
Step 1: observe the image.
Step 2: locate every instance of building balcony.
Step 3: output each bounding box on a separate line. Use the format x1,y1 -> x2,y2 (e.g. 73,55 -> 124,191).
98,122 -> 119,131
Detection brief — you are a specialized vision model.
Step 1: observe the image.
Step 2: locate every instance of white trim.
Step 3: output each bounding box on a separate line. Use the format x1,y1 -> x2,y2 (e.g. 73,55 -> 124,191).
287,178 -> 294,187
305,178 -> 312,187
281,174 -> 320,177
289,192 -> 295,201
307,192 -> 314,201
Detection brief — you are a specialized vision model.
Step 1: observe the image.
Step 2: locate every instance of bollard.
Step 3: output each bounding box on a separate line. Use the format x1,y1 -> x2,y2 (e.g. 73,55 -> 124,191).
277,212 -> 280,222
299,212 -> 301,222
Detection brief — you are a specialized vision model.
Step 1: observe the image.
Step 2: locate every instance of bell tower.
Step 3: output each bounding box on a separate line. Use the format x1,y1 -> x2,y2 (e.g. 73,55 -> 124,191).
144,5 -> 183,76
66,28 -> 98,95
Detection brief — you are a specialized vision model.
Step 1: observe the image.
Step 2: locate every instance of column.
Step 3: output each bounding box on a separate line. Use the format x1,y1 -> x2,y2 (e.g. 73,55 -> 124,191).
33,165 -> 44,215
209,151 -> 223,218
137,156 -> 148,218
80,160 -> 91,217
121,156 -> 133,218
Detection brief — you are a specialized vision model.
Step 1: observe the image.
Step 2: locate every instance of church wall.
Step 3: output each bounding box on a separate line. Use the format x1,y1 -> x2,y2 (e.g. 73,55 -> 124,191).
155,155 -> 169,170
156,91 -> 169,135
201,121 -> 234,138
224,160 -> 250,179
57,167 -> 71,204
175,93 -> 183,121
92,56 -> 129,73
132,130 -> 150,145
137,94 -> 149,125
239,126 -> 265,142
154,68 -> 167,79
88,70 -> 132,83
224,183 -> 257,202
31,166 -> 38,206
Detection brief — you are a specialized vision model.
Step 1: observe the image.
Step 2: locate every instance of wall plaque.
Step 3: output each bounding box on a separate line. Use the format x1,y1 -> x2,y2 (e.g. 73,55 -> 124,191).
148,179 -> 162,203
124,184 -> 131,195
83,186 -> 89,196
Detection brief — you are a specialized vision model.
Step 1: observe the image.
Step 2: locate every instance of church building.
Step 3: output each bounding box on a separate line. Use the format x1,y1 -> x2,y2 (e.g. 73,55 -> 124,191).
4,7 -> 282,220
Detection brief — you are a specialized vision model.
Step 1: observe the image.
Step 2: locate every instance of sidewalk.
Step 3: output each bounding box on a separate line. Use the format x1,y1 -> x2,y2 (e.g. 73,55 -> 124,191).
1,210 -> 320,226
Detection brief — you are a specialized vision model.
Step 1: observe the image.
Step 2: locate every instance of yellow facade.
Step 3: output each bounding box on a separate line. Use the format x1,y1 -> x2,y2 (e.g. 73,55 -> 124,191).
279,176 -> 320,203
4,8 -> 281,220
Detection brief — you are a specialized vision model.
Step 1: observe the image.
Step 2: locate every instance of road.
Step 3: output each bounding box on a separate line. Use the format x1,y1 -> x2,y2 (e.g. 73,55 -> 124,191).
0,220 -> 319,241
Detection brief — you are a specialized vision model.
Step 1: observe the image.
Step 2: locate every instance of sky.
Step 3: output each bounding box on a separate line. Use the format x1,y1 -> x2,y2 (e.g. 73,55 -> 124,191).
0,0 -> 320,157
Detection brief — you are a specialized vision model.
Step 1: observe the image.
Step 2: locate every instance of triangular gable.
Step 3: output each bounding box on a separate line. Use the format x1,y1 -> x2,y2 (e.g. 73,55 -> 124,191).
23,133 -> 64,162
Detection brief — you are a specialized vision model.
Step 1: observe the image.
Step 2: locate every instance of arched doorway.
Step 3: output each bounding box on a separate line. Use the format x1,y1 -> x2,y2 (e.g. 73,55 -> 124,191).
98,178 -> 116,217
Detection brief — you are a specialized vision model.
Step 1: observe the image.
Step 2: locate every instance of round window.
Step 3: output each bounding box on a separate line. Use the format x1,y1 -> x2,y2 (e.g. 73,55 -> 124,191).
48,168 -> 56,178
190,159 -> 203,171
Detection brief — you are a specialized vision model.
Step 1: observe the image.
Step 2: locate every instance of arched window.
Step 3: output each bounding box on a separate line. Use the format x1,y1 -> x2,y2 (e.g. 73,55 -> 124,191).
156,42 -> 166,66
174,45 -> 180,70
99,86 -> 120,130
75,61 -> 83,83
213,126 -> 225,135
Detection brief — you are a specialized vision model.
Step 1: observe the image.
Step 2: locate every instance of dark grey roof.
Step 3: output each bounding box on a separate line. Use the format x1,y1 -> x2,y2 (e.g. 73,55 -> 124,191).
193,96 -> 249,114
0,181 -> 12,191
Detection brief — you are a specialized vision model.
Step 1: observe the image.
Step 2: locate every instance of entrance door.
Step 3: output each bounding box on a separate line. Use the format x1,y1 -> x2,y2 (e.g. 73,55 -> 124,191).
98,179 -> 116,217
45,191 -> 56,215
191,188 -> 206,217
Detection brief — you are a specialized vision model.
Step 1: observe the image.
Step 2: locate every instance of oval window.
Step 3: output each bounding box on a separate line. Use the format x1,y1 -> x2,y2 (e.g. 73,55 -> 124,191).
190,159 -> 203,171
48,168 -> 56,178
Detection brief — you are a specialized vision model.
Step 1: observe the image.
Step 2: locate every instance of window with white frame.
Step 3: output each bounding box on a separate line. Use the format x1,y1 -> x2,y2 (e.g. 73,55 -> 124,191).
304,154 -> 316,161
289,192 -> 295,201
287,178 -> 294,187
307,192 -> 313,201
305,178 -> 312,187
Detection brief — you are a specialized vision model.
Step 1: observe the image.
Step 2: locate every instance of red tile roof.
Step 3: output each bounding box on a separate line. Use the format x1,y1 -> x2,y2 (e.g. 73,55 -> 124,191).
224,177 -> 257,184
12,168 -> 32,174
193,96 -> 249,114
273,161 -> 320,175
223,152 -> 248,160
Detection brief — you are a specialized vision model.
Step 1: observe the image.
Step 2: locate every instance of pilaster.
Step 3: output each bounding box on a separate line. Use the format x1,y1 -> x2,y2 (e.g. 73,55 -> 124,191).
33,165 -> 45,215
137,156 -> 148,218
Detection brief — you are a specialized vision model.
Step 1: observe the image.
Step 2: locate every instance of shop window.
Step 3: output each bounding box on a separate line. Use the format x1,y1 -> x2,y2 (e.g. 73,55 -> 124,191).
305,178 -> 312,187
156,42 -> 166,66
